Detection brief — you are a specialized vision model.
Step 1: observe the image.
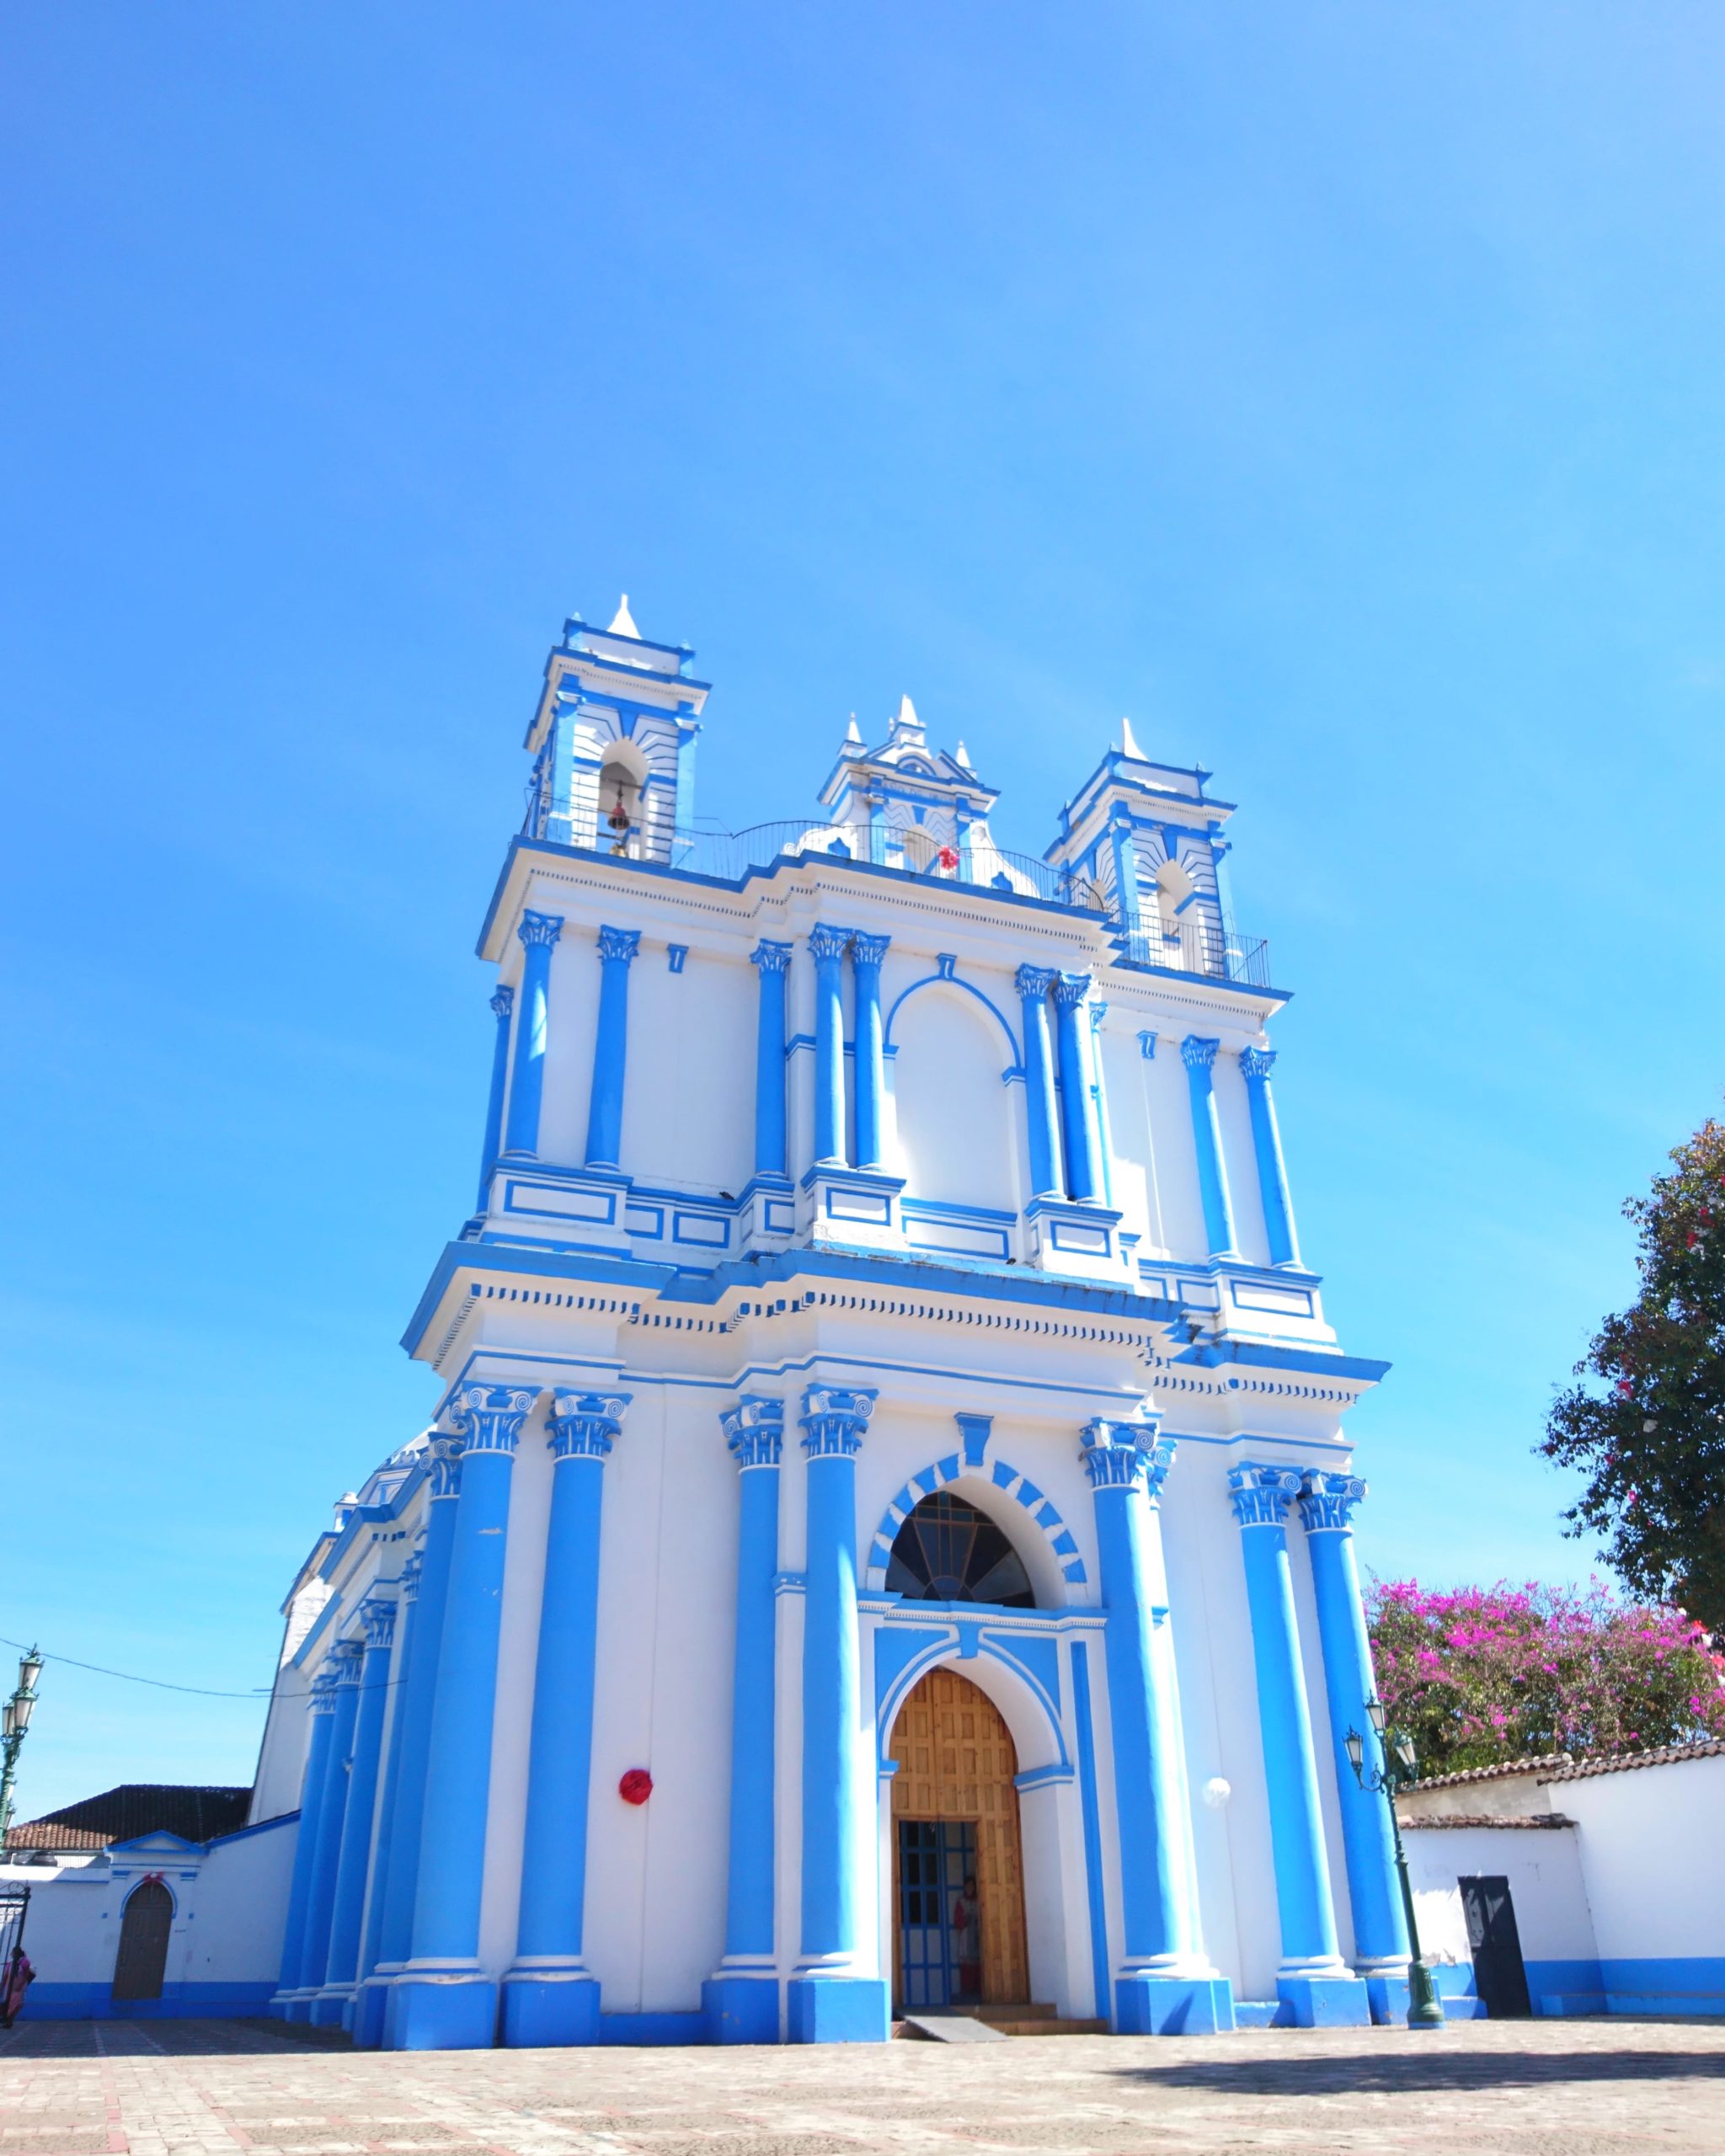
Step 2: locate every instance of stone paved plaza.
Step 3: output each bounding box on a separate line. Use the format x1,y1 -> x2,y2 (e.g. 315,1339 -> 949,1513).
3,2019 -> 1725,2156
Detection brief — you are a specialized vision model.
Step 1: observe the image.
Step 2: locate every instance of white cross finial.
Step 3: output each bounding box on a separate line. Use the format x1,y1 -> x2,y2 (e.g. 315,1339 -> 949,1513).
608,595 -> 641,638
1119,714 -> 1146,761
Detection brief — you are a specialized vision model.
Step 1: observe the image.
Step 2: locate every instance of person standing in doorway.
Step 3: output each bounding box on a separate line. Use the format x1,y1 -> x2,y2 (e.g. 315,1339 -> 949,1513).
952,1873 -> 981,2001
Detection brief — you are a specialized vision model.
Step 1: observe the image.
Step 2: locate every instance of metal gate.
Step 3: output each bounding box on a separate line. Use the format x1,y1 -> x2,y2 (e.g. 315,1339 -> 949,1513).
895,1819 -> 977,2009
112,1878 -> 174,2003
0,1889 -> 29,2026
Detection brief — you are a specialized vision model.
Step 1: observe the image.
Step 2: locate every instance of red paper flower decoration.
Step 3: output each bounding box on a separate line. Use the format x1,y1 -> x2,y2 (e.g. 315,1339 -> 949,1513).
618,1768 -> 653,1806
937,846 -> 959,871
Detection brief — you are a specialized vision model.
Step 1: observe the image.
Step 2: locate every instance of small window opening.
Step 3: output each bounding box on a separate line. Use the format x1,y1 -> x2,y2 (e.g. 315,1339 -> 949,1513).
887,1492 -> 1035,1608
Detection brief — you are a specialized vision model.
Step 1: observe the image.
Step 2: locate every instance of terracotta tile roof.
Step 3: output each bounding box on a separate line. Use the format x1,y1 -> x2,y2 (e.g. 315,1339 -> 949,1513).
1537,1738 -> 1725,1783
3,1822 -> 110,1851
4,1784 -> 252,1852
1407,1753 -> 1573,1790
1401,1812 -> 1574,1830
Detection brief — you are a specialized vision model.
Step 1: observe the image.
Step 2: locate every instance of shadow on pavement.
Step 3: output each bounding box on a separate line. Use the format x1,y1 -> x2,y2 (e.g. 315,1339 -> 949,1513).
0,2018 -> 353,2058
1112,2041 -> 1725,2098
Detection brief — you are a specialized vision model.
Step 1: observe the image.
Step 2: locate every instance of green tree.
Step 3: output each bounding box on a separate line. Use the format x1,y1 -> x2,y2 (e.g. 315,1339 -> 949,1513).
1540,1114 -> 1725,1636
1366,1577 -> 1725,1777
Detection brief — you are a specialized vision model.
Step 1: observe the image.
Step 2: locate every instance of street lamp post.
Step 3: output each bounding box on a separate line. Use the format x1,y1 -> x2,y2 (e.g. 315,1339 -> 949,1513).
1343,1696 -> 1445,2028
0,1650 -> 44,1850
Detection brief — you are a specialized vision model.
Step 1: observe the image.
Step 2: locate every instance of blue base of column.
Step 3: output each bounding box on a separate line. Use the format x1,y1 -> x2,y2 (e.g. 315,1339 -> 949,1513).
1276,1974 -> 1372,2028
1114,1976 -> 1236,2035
308,1992 -> 350,2030
500,1975 -> 602,2048
786,1976 -> 890,2043
282,1997 -> 315,2025
702,1974 -> 781,2044
1365,1974 -> 1413,2026
351,1981 -> 391,2048
388,1977 -> 499,2051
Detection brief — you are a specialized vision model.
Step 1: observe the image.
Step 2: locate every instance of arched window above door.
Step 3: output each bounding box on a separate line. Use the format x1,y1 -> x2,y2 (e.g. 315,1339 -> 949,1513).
886,1492 -> 1035,1609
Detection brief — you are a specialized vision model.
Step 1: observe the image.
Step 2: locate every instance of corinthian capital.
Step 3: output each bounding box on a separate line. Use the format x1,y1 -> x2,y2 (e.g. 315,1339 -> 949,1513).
547,1389 -> 632,1460
851,932 -> 890,969
1226,1461 -> 1303,1529
448,1383 -> 538,1458
426,1433 -> 465,1499
360,1596 -> 397,1653
799,1384 -> 877,1458
518,910 -> 563,950
1051,971 -> 1092,1008
596,925 -> 642,965
490,985 -> 515,1021
1014,964 -> 1058,1001
1298,1469 -> 1367,1533
1080,1417 -> 1174,1497
724,1395 -> 785,1469
809,924 -> 852,965
1181,1034 -> 1220,1075
1239,1047 -> 1276,1084
750,939 -> 793,976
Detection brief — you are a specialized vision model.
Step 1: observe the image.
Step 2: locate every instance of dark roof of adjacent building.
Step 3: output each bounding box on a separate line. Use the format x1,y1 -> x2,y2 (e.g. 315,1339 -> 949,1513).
4,1784 -> 252,1852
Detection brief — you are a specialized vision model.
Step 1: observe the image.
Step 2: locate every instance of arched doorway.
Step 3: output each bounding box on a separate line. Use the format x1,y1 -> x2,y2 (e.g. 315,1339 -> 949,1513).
111,1878 -> 173,2003
888,1668 -> 1029,2009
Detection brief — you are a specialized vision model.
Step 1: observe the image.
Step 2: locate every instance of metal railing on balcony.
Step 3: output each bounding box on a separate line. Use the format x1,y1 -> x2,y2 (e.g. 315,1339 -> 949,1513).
1120,917 -> 1272,988
568,818 -> 1108,912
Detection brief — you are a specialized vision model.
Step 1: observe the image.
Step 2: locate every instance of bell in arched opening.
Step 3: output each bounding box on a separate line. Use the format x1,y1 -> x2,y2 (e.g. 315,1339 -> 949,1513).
885,1492 -> 1035,1609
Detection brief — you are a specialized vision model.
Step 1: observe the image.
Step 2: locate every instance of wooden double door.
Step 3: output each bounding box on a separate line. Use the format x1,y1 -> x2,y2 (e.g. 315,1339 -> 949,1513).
888,1668 -> 1030,2007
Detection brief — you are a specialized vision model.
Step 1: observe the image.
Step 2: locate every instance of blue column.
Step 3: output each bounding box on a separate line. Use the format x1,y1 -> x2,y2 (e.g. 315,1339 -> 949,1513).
502,1390 -> 631,2047
788,1385 -> 888,2043
287,1638 -> 363,2021
1299,1471 -> 1410,2022
851,934 -> 889,1171
1053,973 -> 1104,1201
584,926 -> 641,1168
392,1384 -> 537,2052
750,942 -> 793,1180
705,1397 -> 785,2043
1015,965 -> 1065,1199
1089,1001 -> 1116,1209
476,987 -> 514,1208
1181,1037 -> 1239,1257
370,1439 -> 462,2052
1240,1048 -> 1302,1267
272,1673 -> 339,2014
1080,1422 -> 1230,2035
1109,814 -> 1143,933
313,1596 -> 397,2025
351,1552 -> 420,2046
504,912 -> 562,1157
809,926 -> 850,1166
1227,1463 -> 1368,2027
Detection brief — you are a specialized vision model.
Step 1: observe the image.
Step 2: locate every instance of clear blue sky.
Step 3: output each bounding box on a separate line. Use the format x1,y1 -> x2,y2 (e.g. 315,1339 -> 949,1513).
4,3 -> 1722,1819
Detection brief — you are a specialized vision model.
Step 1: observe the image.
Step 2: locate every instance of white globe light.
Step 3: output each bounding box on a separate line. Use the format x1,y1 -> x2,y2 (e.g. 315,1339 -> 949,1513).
1202,1776 -> 1231,1810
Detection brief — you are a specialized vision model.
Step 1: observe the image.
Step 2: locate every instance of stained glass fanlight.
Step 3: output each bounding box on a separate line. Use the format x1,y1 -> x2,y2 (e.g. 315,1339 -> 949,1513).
885,1492 -> 1035,1608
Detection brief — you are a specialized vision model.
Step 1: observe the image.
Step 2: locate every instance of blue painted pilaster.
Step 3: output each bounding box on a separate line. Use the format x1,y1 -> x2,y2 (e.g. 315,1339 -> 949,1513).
288,1639 -> 363,2021
1181,1037 -> 1238,1257
391,1385 -> 537,2052
788,1385 -> 888,2043
1014,966 -> 1065,1200
1089,1001 -> 1116,1209
1241,1049 -> 1302,1267
1227,1463 -> 1368,2027
370,1441 -> 462,2051
477,987 -> 514,1209
1299,1471 -> 1410,2021
503,913 -> 562,1157
272,1673 -> 339,2014
750,942 -> 793,1181
1081,1422 -> 1230,2034
1109,815 -> 1143,933
1053,973 -> 1104,1201
851,933 -> 889,1171
809,926 -> 850,1167
705,1398 -> 785,2043
502,1390 -> 632,2047
351,1550 -> 420,2046
313,1596 -> 397,2026
585,926 -> 641,1169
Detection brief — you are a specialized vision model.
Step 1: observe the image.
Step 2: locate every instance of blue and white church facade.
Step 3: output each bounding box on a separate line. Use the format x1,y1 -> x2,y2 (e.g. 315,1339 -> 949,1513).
248,600 -> 1413,2050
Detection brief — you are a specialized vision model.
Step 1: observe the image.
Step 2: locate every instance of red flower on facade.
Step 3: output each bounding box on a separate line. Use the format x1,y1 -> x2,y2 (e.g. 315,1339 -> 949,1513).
618,1768 -> 653,1806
